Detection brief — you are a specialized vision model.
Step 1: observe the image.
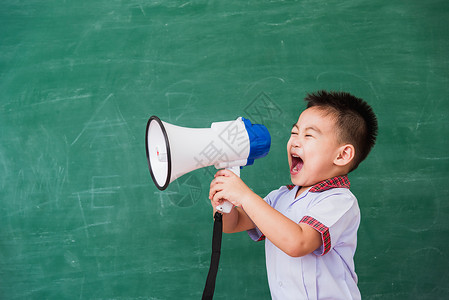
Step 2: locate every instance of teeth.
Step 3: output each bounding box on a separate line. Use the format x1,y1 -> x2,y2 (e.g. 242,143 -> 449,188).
292,155 -> 299,158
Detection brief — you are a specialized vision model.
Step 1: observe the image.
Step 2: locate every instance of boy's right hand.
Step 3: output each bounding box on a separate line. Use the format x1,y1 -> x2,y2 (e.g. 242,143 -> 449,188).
209,169 -> 254,209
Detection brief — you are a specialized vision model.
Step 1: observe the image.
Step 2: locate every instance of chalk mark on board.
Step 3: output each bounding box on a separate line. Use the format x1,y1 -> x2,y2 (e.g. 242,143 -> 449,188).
114,100 -> 135,140
244,76 -> 286,97
72,222 -> 113,237
139,4 -> 146,16
79,276 -> 85,300
77,193 -> 89,238
31,93 -> 91,107
91,175 -> 120,209
71,93 -> 114,146
315,71 -> 379,100
179,2 -> 191,8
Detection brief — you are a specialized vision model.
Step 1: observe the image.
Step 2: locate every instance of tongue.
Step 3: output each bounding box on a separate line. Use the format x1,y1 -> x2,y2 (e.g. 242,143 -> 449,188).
290,157 -> 303,174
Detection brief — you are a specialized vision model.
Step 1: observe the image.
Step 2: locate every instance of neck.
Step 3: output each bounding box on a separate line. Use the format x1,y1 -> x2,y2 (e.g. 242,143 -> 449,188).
296,185 -> 310,198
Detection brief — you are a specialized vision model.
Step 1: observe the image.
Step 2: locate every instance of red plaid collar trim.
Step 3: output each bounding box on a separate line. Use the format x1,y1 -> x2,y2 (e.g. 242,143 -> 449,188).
309,175 -> 350,192
286,175 -> 350,192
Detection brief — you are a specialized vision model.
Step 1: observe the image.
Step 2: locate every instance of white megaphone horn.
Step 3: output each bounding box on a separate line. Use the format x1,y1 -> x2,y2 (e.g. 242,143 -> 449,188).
145,116 -> 271,213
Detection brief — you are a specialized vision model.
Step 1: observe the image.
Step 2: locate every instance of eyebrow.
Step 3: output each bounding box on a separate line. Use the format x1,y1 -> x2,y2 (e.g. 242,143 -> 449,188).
305,126 -> 322,134
291,124 -> 322,134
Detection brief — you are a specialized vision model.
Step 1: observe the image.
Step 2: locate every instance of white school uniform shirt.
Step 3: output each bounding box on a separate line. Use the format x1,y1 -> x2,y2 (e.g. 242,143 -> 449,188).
248,175 -> 361,300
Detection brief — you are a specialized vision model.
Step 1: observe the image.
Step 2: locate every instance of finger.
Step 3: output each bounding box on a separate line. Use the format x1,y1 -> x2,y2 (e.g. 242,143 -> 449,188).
215,169 -> 233,177
209,195 -> 219,206
210,175 -> 227,188
210,197 -> 222,207
209,177 -> 221,192
209,181 -> 224,200
211,190 -> 226,203
209,178 -> 218,197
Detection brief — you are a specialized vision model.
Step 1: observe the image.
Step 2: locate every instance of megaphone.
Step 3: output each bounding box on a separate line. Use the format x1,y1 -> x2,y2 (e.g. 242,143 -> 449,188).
145,116 -> 271,213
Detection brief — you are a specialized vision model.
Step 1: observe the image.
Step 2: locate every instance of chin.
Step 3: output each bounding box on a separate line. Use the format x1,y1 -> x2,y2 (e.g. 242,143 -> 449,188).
290,175 -> 303,187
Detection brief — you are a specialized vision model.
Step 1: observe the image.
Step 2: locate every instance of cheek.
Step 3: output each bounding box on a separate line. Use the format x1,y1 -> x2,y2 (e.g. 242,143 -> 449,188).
286,138 -> 292,152
286,140 -> 292,163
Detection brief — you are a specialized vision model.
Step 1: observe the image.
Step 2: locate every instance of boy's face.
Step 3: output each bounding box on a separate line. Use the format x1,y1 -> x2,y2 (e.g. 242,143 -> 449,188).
287,107 -> 343,188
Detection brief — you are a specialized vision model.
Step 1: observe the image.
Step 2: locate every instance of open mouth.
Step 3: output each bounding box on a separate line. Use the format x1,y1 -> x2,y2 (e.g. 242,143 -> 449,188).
290,155 -> 303,175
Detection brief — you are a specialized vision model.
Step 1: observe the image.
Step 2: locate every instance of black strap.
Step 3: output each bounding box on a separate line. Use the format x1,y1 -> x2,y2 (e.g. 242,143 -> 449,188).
202,212 -> 223,300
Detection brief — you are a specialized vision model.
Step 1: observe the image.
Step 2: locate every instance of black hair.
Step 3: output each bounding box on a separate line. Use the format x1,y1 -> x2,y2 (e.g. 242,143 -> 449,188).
304,90 -> 378,171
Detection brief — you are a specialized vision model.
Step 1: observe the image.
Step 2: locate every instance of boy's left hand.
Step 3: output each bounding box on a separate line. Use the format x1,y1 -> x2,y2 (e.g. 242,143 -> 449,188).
209,169 -> 254,208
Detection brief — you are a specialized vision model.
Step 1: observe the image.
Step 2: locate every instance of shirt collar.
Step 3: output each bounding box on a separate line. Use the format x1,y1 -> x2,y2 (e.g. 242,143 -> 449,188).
286,175 -> 350,192
309,175 -> 350,192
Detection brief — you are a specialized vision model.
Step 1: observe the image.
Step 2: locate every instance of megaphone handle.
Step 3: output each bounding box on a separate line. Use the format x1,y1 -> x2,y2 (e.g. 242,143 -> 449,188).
215,166 -> 240,214
227,165 -> 241,176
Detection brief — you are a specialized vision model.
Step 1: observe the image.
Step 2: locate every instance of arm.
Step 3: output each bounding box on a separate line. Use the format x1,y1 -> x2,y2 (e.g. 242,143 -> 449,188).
219,207 -> 256,233
209,169 -> 322,257
211,195 -> 256,233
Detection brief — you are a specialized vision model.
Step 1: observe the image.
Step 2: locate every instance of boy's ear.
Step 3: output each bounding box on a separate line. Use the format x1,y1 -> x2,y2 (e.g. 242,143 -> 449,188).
334,144 -> 355,167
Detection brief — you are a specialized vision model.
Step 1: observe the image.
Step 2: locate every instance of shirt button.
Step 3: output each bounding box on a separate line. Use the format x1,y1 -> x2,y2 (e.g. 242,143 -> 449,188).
278,281 -> 283,287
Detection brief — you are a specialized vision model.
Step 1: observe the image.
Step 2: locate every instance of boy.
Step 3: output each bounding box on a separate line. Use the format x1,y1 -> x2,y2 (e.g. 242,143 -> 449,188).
209,90 -> 378,299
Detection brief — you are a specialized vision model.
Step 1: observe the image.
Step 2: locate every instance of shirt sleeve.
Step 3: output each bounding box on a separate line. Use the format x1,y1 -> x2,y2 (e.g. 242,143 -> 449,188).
299,189 -> 359,256
247,186 -> 287,242
247,226 -> 265,241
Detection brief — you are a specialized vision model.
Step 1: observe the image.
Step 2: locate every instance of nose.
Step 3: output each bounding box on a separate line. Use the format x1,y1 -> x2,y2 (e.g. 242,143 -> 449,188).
289,135 -> 301,148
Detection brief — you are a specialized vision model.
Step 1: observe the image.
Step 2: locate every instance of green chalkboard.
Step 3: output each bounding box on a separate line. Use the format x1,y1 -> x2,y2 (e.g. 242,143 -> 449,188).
1,0 -> 448,299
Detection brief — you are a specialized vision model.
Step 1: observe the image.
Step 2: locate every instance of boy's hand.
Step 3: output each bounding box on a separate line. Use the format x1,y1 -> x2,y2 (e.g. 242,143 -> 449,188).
209,169 -> 254,209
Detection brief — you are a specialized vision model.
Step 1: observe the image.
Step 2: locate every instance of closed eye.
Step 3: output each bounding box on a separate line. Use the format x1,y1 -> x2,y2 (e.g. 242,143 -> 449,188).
291,123 -> 299,135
